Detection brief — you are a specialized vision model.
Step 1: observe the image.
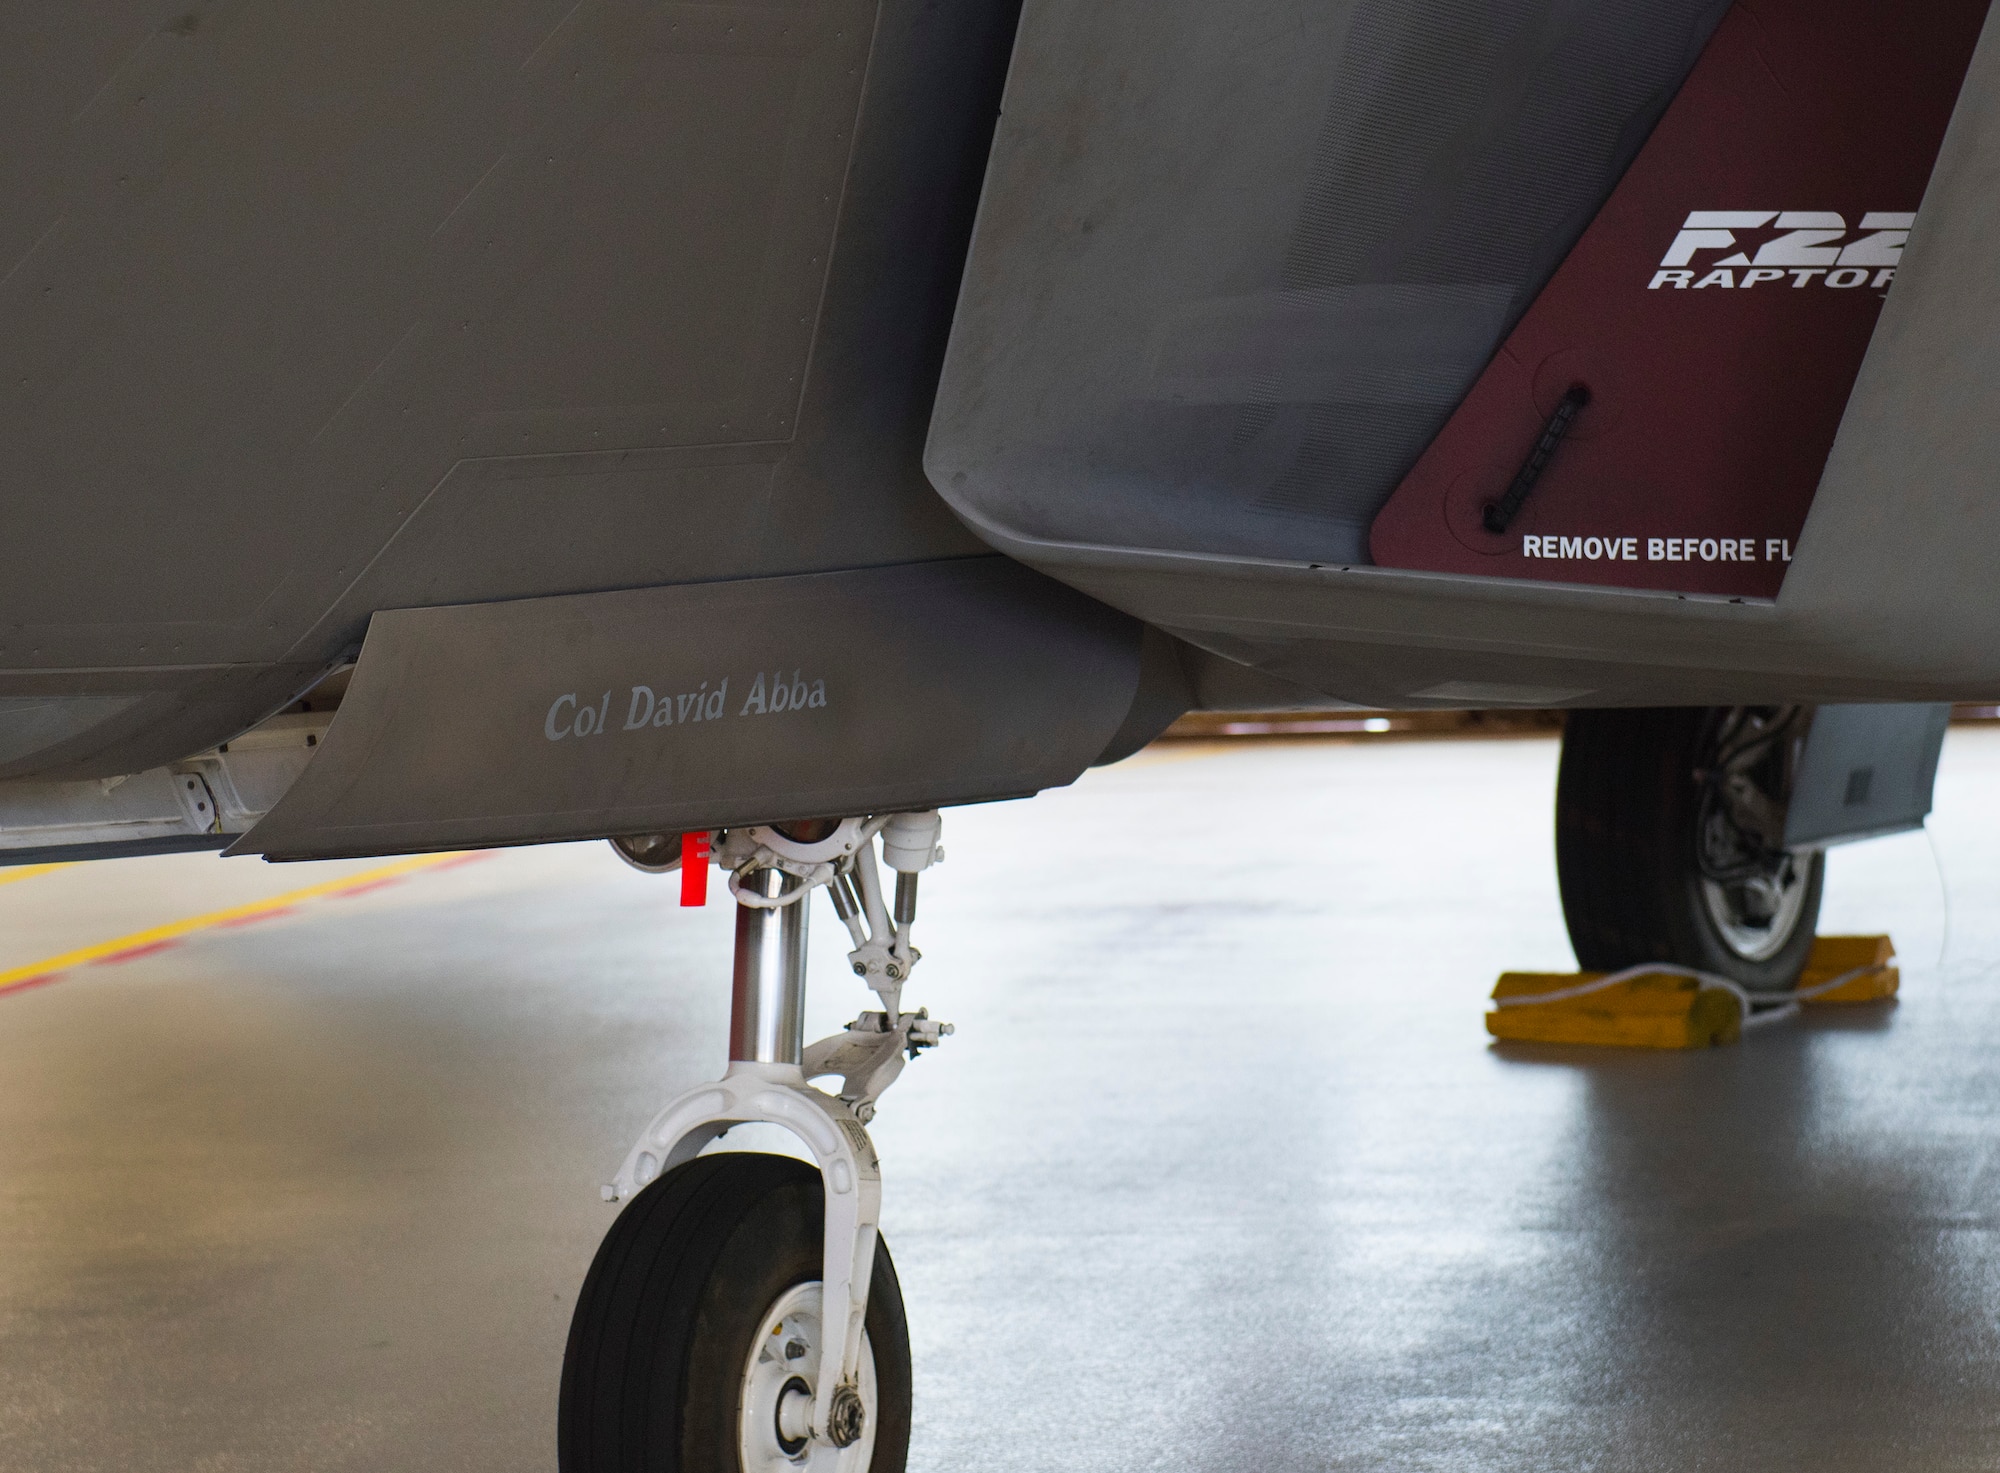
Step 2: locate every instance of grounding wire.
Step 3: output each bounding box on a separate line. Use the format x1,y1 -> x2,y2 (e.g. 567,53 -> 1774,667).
1490,960 -> 1892,1030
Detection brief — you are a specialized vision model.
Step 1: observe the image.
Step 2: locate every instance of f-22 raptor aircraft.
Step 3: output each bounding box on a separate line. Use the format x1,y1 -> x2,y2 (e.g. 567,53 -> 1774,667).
4,1 -> 1996,1466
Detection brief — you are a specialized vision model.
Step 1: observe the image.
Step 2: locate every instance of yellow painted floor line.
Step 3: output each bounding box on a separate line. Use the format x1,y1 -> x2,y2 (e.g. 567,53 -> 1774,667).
0,862 -> 73,889
0,851 -> 489,1000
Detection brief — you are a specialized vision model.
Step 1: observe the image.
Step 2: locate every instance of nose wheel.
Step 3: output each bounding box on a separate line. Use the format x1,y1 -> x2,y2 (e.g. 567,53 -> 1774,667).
559,1152 -> 911,1473
565,814 -> 943,1472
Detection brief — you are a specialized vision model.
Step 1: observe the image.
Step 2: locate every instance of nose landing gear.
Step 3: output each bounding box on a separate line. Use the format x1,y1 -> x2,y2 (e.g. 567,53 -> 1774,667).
561,815 -> 944,1473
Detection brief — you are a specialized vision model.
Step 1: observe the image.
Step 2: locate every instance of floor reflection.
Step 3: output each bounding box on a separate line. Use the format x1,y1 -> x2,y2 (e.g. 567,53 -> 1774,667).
6,732 -> 2000,1470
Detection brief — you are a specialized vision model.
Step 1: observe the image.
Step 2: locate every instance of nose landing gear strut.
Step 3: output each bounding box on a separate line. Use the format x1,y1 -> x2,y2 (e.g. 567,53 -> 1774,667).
562,814 -> 948,1473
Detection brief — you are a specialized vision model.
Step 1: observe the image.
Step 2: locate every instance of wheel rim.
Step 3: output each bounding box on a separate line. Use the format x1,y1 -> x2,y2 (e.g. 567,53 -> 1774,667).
738,1281 -> 878,1472
1699,854 -> 1811,962
1693,706 -> 1813,964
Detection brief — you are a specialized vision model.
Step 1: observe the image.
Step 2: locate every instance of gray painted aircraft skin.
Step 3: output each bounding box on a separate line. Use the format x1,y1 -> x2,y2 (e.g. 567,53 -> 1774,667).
5,7 -> 1992,1471
1,0 -> 1996,852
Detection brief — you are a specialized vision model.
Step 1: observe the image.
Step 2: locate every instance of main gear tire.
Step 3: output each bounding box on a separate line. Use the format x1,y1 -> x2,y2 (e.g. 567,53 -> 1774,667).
560,1152 -> 911,1473
1556,706 -> 1823,992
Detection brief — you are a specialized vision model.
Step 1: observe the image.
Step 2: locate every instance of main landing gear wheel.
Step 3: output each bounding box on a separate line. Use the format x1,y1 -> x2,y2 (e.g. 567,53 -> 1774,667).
559,1153 -> 912,1473
1556,706 -> 1824,992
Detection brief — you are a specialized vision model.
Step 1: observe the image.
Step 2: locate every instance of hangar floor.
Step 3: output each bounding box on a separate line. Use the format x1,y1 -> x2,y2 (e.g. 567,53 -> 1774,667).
3,729 -> 1999,1471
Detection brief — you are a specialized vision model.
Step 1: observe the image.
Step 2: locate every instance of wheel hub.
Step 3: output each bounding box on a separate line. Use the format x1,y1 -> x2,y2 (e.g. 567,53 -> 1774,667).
774,1378 -> 812,1457
739,1282 -> 878,1471
1700,856 -> 1811,962
1695,707 -> 1815,963
826,1385 -> 867,1448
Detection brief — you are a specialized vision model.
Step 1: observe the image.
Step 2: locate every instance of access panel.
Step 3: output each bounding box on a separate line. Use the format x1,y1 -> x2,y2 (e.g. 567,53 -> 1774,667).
928,0 -> 1742,571
1368,0 -> 1989,596
928,0 -> 1989,599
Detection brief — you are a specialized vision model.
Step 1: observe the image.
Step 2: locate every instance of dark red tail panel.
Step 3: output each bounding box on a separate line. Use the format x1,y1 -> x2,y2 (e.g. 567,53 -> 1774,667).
1369,0 -> 1989,597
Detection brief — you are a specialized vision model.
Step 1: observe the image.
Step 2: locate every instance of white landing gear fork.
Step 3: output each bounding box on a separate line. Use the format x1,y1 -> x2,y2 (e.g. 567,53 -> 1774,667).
572,811 -> 949,1472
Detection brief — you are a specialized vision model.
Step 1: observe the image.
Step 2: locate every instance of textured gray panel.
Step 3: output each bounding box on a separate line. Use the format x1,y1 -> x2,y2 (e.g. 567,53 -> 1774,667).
929,0 -> 1728,563
235,559 -> 1141,858
1785,704 -> 1950,848
0,2 -> 867,639
0,0 -> 1019,777
1149,286 -> 1515,407
338,447 -> 786,613
0,695 -> 143,766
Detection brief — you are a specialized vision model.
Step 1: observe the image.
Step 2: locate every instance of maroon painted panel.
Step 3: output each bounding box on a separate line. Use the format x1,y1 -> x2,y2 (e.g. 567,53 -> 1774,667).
1368,0 -> 1989,597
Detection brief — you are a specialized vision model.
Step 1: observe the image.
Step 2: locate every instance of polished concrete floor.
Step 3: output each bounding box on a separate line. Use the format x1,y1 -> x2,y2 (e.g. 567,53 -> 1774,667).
3,730 -> 1999,1471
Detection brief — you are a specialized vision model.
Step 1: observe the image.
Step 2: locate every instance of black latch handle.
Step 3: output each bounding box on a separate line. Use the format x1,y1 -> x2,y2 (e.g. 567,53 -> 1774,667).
1483,383 -> 1590,535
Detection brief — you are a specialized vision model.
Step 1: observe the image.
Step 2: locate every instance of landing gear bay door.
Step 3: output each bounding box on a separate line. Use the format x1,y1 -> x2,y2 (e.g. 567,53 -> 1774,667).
925,0 -> 2000,706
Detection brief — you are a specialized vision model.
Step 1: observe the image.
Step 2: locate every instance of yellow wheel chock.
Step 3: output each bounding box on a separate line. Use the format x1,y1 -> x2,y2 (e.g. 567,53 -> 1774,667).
1487,935 -> 1898,1050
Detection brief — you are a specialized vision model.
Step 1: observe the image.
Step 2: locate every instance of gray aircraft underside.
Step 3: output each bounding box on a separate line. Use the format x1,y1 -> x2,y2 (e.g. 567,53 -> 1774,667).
2,0 -> 1998,861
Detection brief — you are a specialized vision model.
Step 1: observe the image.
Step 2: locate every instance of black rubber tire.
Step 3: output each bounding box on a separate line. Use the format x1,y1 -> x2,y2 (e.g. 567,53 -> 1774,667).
559,1152 -> 911,1473
1556,707 -> 1823,992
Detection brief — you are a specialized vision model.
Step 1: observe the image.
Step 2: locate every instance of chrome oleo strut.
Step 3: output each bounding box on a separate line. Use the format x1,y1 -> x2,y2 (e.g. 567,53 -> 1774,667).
604,811 -> 950,1451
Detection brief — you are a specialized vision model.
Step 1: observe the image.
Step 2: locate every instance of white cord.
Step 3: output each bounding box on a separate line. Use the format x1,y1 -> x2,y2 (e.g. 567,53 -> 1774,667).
1491,960 -> 1891,1029
1926,823 -> 1952,970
